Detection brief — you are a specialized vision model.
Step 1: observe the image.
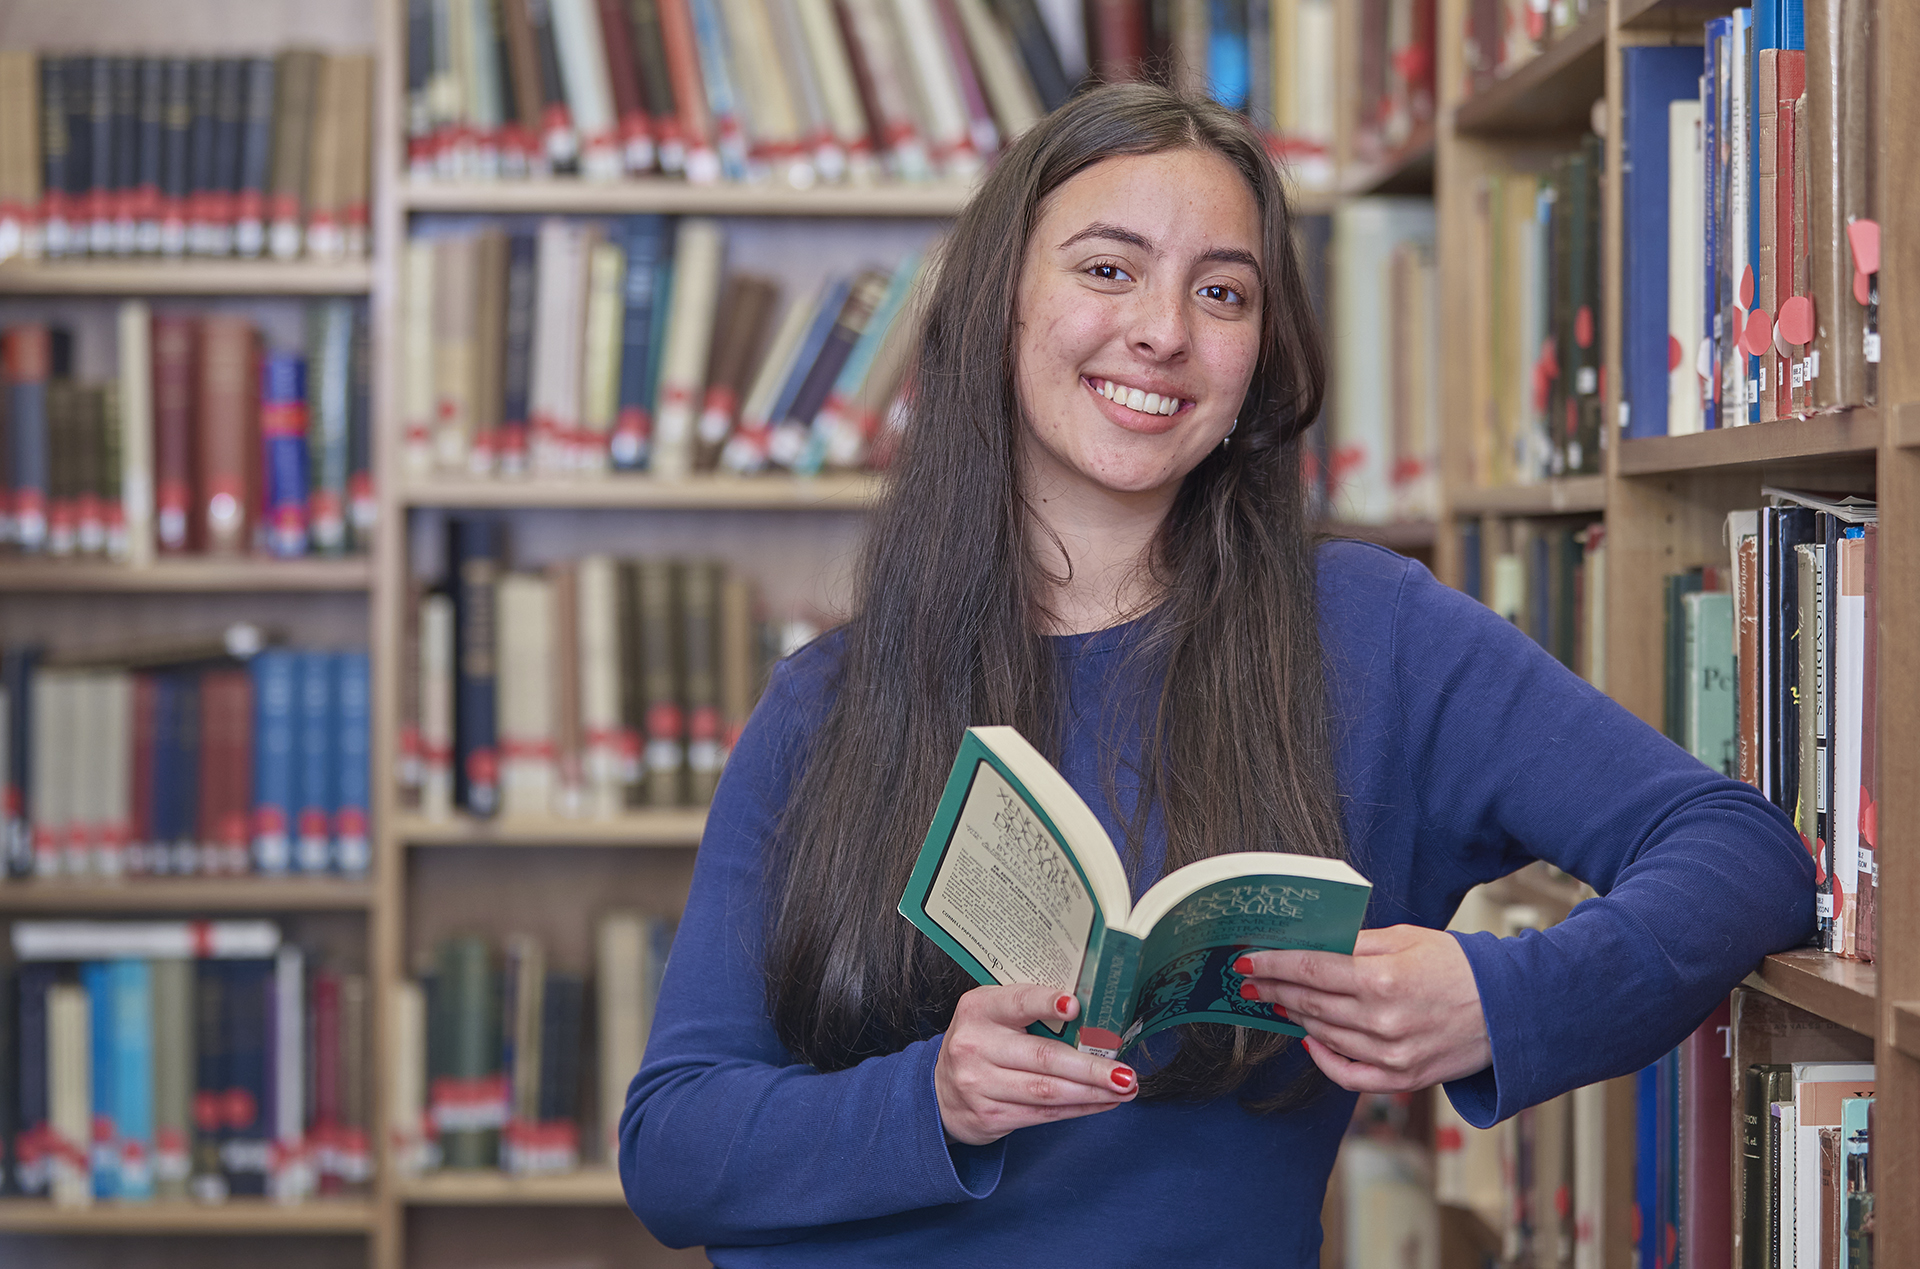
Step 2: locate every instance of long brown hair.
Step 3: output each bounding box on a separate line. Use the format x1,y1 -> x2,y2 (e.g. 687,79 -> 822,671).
764,84 -> 1346,1104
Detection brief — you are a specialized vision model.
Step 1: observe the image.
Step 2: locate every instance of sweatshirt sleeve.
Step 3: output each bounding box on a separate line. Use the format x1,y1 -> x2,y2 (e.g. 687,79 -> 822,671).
1383,561 -> 1816,1128
617,656 -> 1005,1250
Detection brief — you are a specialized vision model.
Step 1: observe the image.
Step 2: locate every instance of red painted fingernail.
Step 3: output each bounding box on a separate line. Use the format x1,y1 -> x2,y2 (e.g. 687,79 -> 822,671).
1232,956 -> 1254,975
1110,1066 -> 1135,1091
1272,1003 -> 1288,1018
1055,994 -> 1074,1015
1239,981 -> 1261,1001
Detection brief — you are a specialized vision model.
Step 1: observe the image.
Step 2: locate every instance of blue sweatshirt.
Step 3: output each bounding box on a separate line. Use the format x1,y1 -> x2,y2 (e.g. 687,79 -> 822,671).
620,541 -> 1814,1266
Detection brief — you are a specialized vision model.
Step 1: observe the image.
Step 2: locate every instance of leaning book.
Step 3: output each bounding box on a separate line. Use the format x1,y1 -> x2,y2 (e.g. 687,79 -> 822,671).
899,726 -> 1371,1059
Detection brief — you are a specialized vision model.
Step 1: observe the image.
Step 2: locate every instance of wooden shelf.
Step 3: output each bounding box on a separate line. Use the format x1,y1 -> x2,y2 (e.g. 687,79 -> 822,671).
395,1170 -> 626,1205
1340,122 -> 1437,196
0,877 -> 374,912
0,556 -> 373,593
1743,948 -> 1878,1038
1449,476 -> 1607,516
400,473 -> 882,511
1892,400 -> 1920,448
0,1197 -> 376,1233
403,179 -> 972,217
1615,408 -> 1881,475
1453,10 -> 1608,136
1893,1001 -> 1920,1061
396,811 -> 706,848
0,259 -> 373,295
1322,519 -> 1439,551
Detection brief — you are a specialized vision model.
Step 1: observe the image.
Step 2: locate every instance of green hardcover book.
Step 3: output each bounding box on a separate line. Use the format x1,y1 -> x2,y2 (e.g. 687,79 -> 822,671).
1742,1062 -> 1787,1269
1683,590 -> 1737,776
1841,1095 -> 1873,1269
637,558 -> 684,808
150,957 -> 194,1200
1662,569 -> 1706,743
436,937 -> 501,1169
899,727 -> 1371,1059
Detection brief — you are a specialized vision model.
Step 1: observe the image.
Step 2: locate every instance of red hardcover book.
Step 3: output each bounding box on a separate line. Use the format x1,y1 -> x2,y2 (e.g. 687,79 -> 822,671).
151,314 -> 198,554
596,0 -> 657,172
1680,998 -> 1733,1269
1090,0 -> 1148,81
1774,51 -> 1805,419
310,970 -> 343,1194
129,673 -> 158,876
653,0 -> 717,181
194,315 -> 259,556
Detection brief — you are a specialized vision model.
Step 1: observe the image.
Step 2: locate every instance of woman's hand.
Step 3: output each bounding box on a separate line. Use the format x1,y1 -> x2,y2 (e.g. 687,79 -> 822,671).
935,984 -> 1138,1146
1236,925 -> 1492,1093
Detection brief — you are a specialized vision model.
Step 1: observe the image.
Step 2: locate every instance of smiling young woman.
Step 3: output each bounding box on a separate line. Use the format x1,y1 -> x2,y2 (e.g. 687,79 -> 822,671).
616,84 -> 1813,1267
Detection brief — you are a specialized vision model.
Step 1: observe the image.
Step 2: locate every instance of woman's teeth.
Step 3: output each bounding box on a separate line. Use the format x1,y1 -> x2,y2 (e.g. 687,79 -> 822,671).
1096,379 -> 1184,416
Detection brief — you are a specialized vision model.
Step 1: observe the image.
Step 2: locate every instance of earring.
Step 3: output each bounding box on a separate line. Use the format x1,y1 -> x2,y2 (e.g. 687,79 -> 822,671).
1222,417 -> 1237,449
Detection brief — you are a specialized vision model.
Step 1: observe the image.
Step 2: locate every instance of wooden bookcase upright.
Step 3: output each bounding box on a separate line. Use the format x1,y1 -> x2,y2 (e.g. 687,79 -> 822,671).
1430,0 -> 1918,1262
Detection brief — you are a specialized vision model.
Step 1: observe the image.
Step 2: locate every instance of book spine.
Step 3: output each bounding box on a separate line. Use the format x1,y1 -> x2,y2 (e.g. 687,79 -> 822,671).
694,274 -> 779,470
16,966 -> 53,1196
610,214 -> 669,470
129,674 -> 157,875
250,650 -> 298,875
889,0 -> 977,174
550,565 -> 586,818
637,559 -> 684,806
786,268 -> 891,473
551,0 -> 623,178
470,230 -> 510,474
295,651 -> 337,875
496,572 -> 557,818
309,300 -> 355,553
575,555 -> 626,817
597,0 -> 659,171
655,0 -> 718,180
220,669 -> 257,875
86,57 -> 113,256
157,60 -> 189,257
717,573 -> 755,762
420,592 -> 457,820
679,560 -> 723,802
309,970 -> 342,1193
233,58 -> 274,258
220,961 -> 271,1197
111,960 -> 155,1200
579,238 -> 629,471
650,217 -> 724,479
5,325 -> 51,552
188,962 -> 226,1201
527,0 -> 582,171
451,518 -> 504,817
209,59 -> 245,257
838,0 -> 930,179
992,0 -> 1073,110
37,58 -> 70,259
596,913 -> 647,1159
499,231 -> 539,473
110,57 -> 139,254
84,960 -> 119,1198
150,958 -> 193,1200
268,52 -> 317,261
48,983 -> 92,1205
270,946 -> 307,1200
436,937 -> 504,1169
1857,524 -> 1877,960
117,301 -> 155,565
334,651 -> 371,877
260,352 -> 310,559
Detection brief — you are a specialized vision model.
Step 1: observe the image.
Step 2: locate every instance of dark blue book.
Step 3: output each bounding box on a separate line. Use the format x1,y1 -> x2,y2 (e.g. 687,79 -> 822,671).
0,969 -> 14,1194
38,58 -> 72,257
333,651 -> 371,877
500,231 -> 539,473
219,960 -> 272,1197
1622,47 -> 1704,439
209,58 -> 244,256
261,352 -> 310,559
187,59 -> 218,254
110,57 -> 139,253
171,670 -> 202,875
295,651 -> 336,874
1459,521 -> 1483,602
1636,1061 -> 1659,1269
158,58 -> 191,256
450,517 -> 504,817
85,56 -> 113,254
15,964 -> 55,1195
2,648 -> 39,877
250,650 -> 299,875
189,961 -> 227,1201
6,326 -> 52,553
613,215 -> 671,471
136,58 -> 164,252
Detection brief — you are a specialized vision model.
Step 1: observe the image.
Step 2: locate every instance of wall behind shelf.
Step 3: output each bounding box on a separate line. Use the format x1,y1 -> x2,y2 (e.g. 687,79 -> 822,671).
0,0 -> 373,50
0,592 -> 368,658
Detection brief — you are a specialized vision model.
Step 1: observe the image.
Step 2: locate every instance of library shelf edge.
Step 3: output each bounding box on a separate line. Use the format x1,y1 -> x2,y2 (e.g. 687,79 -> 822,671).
1338,122 -> 1438,197
1742,948 -> 1879,1039
1323,519 -> 1439,551
1893,1001 -> 1920,1061
1447,475 -> 1608,516
395,812 -> 706,848
401,179 -> 974,218
394,1170 -> 626,1205
0,556 -> 373,593
1613,407 -> 1883,475
399,474 -> 881,511
0,1197 -> 377,1234
1450,8 -> 1609,137
1892,400 -> 1920,449
0,260 -> 375,296
0,877 -> 375,912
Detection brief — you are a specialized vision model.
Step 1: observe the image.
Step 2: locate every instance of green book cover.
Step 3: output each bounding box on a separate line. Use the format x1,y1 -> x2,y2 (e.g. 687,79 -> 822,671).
898,727 -> 1371,1059
1683,590 -> 1737,775
1840,1095 -> 1873,1269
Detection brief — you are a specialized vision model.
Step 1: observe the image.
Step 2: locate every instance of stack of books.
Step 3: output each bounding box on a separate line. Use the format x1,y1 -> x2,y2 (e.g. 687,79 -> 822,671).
0,48 -> 374,263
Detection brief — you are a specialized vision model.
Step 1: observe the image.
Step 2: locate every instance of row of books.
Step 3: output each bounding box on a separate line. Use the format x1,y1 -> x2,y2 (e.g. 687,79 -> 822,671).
404,0 -> 1343,189
1460,136 -> 1607,486
0,50 -> 374,264
1635,989 -> 1876,1269
406,524 -> 787,821
1349,0 -> 1434,168
1325,199 -> 1439,525
403,216 -> 922,480
1459,518 -> 1607,689
390,915 -> 673,1175
0,643 -> 372,881
1620,0 -> 1877,439
1663,489 -> 1878,960
0,305 -> 375,563
0,922 -> 369,1206
1434,887 -> 1605,1268
1461,0 -> 1594,99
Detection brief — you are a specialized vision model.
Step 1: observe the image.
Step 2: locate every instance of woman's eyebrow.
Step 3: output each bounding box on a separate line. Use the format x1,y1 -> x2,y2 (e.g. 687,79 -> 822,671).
1056,223 -> 1263,285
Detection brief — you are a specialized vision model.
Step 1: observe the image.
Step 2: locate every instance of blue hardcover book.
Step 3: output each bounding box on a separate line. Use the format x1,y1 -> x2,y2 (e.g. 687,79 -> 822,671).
294,650 -> 336,874
260,351 -> 310,558
1530,531 -> 1551,652
1207,0 -> 1250,110
16,964 -> 55,1195
449,517 -> 503,817
83,961 -> 119,1198
612,215 -> 670,471
1782,0 -> 1802,49
1635,1062 -> 1658,1269
220,960 -> 272,1197
1460,521 -> 1483,602
765,277 -> 851,467
6,333 -> 50,552
1622,47 -> 1705,439
332,651 -> 371,876
2,648 -> 38,877
249,650 -> 298,875
110,959 -> 154,1200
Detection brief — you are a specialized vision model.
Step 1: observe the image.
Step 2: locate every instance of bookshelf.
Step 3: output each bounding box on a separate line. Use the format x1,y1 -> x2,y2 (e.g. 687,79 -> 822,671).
1431,0 -> 1917,1257
0,1196 -> 377,1234
0,877 -> 375,913
0,556 -> 373,593
0,260 -> 375,295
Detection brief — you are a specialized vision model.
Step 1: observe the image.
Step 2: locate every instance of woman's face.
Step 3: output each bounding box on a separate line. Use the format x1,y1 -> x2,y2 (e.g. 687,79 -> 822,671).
1012,147 -> 1264,504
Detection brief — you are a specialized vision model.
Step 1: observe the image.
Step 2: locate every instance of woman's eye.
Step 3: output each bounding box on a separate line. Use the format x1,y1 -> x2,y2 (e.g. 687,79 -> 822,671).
1087,262 -> 1131,282
1200,283 -> 1245,305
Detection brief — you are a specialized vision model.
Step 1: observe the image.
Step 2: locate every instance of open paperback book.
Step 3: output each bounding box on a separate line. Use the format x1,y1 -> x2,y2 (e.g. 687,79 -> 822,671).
899,727 -> 1371,1059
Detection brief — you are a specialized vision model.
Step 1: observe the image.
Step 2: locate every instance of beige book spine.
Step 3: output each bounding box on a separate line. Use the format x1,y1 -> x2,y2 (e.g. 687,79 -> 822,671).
597,912 -> 648,1163
403,238 -> 438,476
339,53 -> 374,257
720,0 -> 806,178
30,671 -> 70,879
552,0 -> 623,177
793,0 -> 880,175
651,217 -> 725,479
469,228 -> 510,475
0,49 -> 41,260
339,973 -> 371,1193
420,592 -> 456,821
840,0 -> 932,180
718,572 -> 756,763
576,554 -> 626,819
548,560 -> 587,817
951,0 -> 1040,145
49,982 -> 93,1206
117,299 -> 155,566
505,934 -> 547,1136
99,672 -> 133,877
1293,0 -> 1335,149
1270,0 -> 1297,135
304,55 -> 345,259
432,234 -> 481,472
724,281 -> 824,473
497,572 -> 557,819
530,218 -> 590,474
579,238 -> 629,472
389,979 -> 429,1176
268,50 -> 319,261
151,957 -> 195,1200
888,0 -> 976,175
